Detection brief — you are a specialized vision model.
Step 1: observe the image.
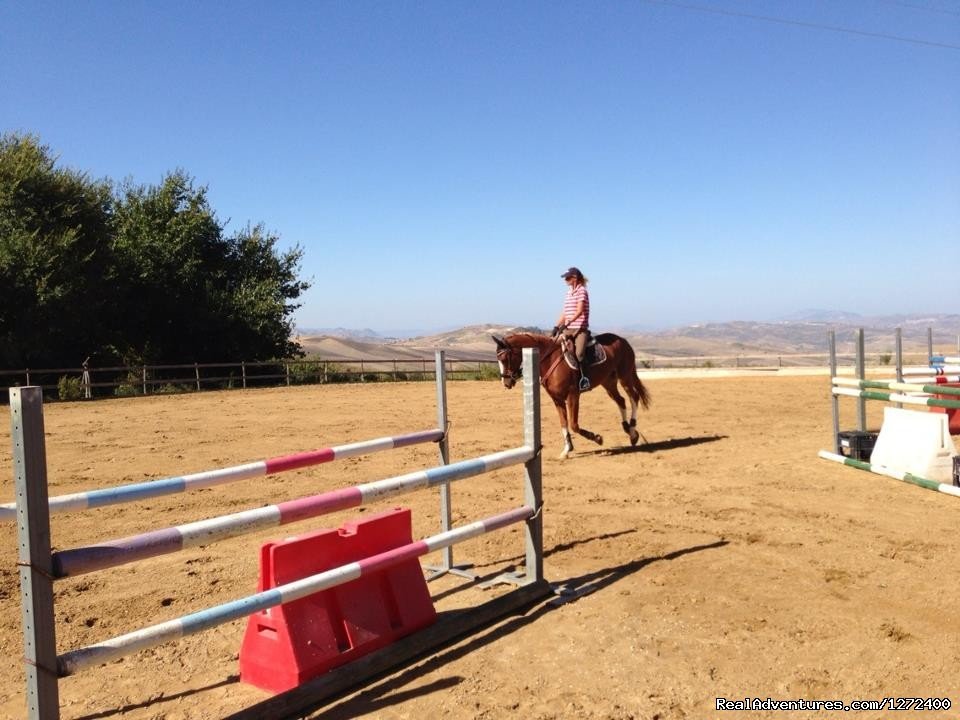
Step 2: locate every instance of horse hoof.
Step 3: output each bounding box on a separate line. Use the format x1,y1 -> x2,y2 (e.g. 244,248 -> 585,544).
630,430 -> 639,446
596,434 -> 603,446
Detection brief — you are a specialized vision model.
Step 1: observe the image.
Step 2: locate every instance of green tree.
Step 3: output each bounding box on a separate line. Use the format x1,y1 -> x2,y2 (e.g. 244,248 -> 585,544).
0,133 -> 115,367
0,133 -> 309,370
112,172 -> 308,363
218,223 -> 309,360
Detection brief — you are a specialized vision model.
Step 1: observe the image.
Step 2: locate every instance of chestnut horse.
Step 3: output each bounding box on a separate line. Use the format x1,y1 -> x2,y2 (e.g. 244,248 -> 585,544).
493,332 -> 651,459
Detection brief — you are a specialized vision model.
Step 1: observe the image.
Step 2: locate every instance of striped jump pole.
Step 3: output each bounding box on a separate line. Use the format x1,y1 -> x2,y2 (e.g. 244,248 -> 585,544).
931,355 -> 960,365
57,505 -> 535,677
833,377 -> 960,397
832,386 -> 960,410
52,445 -> 535,578
901,365 -> 960,376
0,428 -> 444,522
874,375 -> 960,386
819,450 -> 960,499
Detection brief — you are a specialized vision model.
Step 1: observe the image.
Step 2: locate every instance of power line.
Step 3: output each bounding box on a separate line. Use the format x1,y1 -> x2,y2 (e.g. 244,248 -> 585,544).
880,1 -> 960,18
640,0 -> 960,50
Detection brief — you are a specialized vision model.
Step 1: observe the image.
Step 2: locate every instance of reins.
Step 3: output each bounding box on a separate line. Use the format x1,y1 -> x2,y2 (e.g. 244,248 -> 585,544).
539,343 -> 567,385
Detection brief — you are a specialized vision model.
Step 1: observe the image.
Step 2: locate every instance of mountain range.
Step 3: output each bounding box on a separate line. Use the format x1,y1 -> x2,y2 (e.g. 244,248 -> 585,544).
295,312 -> 960,362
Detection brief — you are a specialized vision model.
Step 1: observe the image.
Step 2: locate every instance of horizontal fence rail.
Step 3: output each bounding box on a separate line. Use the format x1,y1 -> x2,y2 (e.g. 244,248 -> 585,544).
832,386 -> 960,410
4,328 -> 958,401
0,428 -> 444,522
819,451 -> 960,499
52,445 -> 536,578
0,358 -> 499,398
57,505 -> 535,676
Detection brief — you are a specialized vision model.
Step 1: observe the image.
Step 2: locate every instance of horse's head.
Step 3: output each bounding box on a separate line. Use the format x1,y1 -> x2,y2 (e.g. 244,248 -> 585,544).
492,335 -> 523,389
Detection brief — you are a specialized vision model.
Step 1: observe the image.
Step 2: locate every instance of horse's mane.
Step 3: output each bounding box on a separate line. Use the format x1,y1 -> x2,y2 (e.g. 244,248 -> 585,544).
503,332 -> 553,348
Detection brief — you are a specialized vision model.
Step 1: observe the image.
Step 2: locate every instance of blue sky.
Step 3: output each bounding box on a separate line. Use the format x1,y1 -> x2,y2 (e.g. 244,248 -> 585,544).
3,1 -> 958,334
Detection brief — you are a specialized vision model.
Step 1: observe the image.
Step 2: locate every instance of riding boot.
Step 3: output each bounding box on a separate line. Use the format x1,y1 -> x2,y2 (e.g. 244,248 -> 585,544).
578,358 -> 590,391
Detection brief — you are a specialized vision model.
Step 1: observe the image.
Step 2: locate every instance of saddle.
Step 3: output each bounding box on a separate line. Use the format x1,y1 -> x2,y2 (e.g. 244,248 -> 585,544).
561,334 -> 606,370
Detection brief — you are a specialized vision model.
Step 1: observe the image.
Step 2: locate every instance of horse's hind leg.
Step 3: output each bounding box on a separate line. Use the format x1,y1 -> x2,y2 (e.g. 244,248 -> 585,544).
619,370 -> 651,446
601,377 -> 640,446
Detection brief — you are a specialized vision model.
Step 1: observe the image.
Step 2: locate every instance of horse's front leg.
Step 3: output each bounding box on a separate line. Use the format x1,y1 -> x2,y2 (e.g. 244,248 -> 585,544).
566,394 -> 603,449
553,398 -> 574,460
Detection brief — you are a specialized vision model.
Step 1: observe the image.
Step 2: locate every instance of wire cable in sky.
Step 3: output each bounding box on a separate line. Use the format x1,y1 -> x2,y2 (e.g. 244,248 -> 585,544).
641,0 -> 960,50
880,0 -> 960,18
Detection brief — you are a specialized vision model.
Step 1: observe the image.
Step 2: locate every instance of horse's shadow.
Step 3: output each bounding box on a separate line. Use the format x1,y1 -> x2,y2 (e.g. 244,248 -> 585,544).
577,434 -> 727,457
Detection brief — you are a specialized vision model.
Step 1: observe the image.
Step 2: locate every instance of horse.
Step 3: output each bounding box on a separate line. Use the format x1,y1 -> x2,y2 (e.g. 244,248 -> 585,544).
493,332 -> 651,459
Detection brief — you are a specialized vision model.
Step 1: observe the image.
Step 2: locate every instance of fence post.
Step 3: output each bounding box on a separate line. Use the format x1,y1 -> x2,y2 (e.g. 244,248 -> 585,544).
928,327 -> 933,364
895,328 -> 903,408
522,348 -> 543,584
828,331 -> 840,454
142,366 -> 147,396
426,351 -> 472,581
194,363 -> 200,392
285,362 -> 290,386
855,328 -> 866,432
10,387 -> 60,720
241,362 -> 247,390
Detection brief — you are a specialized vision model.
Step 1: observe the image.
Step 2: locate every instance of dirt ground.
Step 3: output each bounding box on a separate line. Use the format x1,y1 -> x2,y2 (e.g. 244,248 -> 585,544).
1,373 -> 959,720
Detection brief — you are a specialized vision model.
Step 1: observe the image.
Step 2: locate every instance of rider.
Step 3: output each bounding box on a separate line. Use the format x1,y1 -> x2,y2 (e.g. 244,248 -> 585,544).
553,266 -> 591,391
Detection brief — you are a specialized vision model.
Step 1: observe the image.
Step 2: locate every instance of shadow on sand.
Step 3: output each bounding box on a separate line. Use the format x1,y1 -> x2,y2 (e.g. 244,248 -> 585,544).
313,539 -> 728,719
576,434 -> 727,458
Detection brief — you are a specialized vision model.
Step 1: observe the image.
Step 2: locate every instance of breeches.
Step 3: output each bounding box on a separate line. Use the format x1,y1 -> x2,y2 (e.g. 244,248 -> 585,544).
565,330 -> 588,361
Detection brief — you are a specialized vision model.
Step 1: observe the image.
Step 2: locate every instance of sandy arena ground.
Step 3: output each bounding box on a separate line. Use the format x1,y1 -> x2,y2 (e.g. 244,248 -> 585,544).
1,374 -> 959,720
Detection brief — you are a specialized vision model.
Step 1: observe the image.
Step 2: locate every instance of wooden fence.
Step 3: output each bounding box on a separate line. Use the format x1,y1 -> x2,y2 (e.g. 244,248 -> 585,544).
2,346 -> 955,401
0,358 -> 497,399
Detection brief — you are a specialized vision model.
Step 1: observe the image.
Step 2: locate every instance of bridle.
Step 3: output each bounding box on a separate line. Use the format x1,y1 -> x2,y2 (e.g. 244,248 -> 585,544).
496,347 -> 522,382
497,338 -> 566,385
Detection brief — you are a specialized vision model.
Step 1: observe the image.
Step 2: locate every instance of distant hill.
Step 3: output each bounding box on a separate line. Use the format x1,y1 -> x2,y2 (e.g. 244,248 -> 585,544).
294,327 -> 398,342
297,324 -> 533,361
295,314 -> 960,362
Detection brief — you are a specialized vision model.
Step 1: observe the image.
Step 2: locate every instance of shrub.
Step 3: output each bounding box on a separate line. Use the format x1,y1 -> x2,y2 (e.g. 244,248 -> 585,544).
57,375 -> 83,401
288,360 -> 323,385
157,383 -> 190,394
473,363 -> 502,381
323,363 -> 353,383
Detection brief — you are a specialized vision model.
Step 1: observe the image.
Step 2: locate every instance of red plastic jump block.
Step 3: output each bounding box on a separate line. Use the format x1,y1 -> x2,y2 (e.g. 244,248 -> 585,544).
239,507 -> 436,693
932,383 -> 960,435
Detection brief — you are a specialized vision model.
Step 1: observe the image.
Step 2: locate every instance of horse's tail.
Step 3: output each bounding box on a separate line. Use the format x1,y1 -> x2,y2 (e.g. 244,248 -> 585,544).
617,335 -> 651,409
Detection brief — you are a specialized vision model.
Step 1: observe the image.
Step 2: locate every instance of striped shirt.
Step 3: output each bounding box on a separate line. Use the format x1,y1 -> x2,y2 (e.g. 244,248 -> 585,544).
562,285 -> 589,330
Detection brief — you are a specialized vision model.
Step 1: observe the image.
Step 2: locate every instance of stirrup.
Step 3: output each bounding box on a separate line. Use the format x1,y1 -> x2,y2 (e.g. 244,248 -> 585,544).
579,374 -> 590,391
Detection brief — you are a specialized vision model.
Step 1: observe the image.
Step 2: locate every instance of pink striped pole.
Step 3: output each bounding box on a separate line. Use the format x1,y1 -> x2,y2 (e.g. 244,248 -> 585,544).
0,429 -> 443,522
52,446 -> 535,577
